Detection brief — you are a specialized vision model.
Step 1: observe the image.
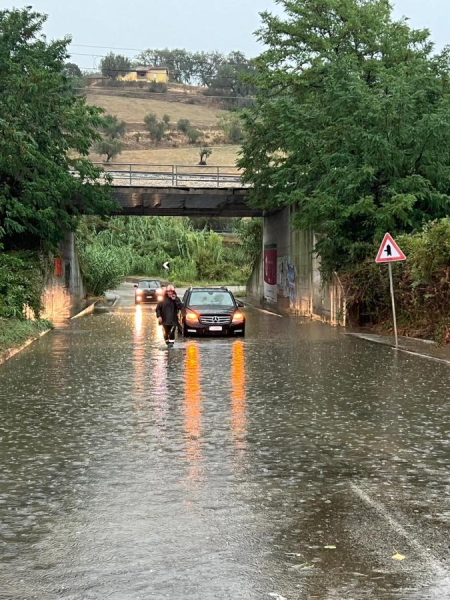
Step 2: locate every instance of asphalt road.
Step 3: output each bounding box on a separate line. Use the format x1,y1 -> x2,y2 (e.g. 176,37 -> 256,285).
1,282 -> 449,599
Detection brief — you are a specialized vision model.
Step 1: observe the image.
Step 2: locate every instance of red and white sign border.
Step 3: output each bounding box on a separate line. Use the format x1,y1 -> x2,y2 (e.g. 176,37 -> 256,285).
375,233 -> 406,264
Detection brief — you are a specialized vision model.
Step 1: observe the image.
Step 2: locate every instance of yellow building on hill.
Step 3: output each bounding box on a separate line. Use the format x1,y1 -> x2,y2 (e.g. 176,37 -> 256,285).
119,66 -> 169,84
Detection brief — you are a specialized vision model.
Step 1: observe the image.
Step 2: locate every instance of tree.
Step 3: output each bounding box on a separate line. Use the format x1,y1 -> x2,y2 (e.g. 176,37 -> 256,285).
199,146 -> 212,165
0,7 -> 114,251
207,51 -> 257,97
63,62 -> 82,78
136,48 -> 195,83
101,114 -> 126,139
94,139 -> 124,162
239,0 -> 450,273
100,52 -> 131,80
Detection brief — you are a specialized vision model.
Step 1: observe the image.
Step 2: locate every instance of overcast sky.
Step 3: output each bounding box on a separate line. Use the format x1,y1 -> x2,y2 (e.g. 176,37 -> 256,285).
3,1 -> 450,69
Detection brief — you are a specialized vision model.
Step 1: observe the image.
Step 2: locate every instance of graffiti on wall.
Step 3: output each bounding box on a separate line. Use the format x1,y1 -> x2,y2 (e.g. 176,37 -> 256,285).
278,255 -> 297,305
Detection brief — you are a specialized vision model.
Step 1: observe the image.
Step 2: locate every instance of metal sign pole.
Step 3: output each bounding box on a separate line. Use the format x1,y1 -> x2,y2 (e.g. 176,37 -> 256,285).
388,263 -> 399,349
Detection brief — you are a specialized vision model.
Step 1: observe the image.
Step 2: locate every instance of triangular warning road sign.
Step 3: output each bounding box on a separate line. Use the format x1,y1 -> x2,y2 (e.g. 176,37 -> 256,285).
376,233 -> 406,263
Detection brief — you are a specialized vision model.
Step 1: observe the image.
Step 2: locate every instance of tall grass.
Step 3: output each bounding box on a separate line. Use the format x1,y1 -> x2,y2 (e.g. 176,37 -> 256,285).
76,216 -> 255,295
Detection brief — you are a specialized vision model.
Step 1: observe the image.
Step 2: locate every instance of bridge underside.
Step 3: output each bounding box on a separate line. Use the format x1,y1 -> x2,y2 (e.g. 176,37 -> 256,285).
110,186 -> 262,217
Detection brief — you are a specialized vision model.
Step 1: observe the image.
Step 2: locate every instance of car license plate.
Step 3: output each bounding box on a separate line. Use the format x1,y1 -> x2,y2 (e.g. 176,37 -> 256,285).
146,295 -> 152,299
209,326 -> 223,331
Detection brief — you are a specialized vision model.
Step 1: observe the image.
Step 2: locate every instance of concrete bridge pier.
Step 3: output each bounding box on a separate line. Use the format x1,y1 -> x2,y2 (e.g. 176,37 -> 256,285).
247,207 -> 346,325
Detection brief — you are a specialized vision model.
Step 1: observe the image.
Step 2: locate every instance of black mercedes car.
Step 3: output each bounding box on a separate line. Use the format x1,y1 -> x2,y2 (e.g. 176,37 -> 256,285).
179,287 -> 245,337
134,279 -> 163,304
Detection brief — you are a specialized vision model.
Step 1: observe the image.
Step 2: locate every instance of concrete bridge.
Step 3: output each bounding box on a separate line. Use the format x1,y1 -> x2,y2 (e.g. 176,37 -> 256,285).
93,162 -> 261,217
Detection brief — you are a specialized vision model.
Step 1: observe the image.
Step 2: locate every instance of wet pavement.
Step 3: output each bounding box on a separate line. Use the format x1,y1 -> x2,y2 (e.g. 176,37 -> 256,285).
1,283 -> 449,600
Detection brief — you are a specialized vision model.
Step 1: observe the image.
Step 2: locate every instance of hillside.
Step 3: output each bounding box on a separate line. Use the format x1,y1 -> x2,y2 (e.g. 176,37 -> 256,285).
85,91 -> 226,129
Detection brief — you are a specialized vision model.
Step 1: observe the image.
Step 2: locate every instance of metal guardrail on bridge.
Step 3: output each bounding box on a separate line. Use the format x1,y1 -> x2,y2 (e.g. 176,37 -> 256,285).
92,162 -> 245,188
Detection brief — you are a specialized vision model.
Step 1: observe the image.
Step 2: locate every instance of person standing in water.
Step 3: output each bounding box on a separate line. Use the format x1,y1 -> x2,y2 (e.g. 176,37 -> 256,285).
156,284 -> 182,346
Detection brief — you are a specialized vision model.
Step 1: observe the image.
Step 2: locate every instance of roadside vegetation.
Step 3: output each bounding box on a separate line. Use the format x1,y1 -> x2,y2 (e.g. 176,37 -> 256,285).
239,0 -> 450,342
76,217 -> 262,296
0,7 -> 115,354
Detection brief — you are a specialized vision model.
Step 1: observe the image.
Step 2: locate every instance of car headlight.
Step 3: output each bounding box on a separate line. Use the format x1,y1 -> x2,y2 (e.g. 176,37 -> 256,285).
186,311 -> 199,323
232,311 -> 244,324
157,295 -> 163,302
156,288 -> 162,294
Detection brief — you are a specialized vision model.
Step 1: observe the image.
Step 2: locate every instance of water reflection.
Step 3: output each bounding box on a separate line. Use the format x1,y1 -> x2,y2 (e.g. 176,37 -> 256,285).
231,340 -> 246,449
133,306 -> 145,402
183,341 -> 202,483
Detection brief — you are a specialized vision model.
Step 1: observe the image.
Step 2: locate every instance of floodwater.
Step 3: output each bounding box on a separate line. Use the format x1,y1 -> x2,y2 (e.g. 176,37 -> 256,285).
1,287 -> 449,600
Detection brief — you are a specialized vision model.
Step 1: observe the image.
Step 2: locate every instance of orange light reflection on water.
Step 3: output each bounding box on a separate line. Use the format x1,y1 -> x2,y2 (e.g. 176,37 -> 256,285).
231,339 -> 246,449
183,341 -> 202,483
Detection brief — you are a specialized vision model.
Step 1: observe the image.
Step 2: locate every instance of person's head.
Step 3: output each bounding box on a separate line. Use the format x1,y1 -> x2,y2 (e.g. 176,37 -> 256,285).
166,284 -> 176,299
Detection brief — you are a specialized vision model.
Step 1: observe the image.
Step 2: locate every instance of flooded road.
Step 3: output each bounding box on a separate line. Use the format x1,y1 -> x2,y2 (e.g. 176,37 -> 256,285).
1,283 -> 449,599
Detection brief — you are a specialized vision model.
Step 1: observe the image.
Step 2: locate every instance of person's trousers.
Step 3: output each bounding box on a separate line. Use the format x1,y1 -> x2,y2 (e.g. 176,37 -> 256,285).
162,325 -> 176,343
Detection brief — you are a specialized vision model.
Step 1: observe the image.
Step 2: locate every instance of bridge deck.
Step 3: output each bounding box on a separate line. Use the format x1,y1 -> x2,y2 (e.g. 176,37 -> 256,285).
89,163 -> 261,217
110,185 -> 261,217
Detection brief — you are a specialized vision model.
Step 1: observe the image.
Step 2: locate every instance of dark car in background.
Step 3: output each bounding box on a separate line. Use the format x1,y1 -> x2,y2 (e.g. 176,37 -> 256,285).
134,279 -> 163,304
180,287 -> 245,337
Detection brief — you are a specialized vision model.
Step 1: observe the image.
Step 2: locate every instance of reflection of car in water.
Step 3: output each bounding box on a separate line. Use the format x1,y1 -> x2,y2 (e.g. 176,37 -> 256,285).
180,287 -> 245,337
134,279 -> 163,304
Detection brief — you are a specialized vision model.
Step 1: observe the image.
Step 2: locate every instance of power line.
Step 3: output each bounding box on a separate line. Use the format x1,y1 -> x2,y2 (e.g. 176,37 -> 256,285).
70,43 -> 145,52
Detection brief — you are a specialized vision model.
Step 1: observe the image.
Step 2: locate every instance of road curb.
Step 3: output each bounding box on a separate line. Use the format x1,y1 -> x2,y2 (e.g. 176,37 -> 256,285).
71,301 -> 98,320
0,329 -> 52,366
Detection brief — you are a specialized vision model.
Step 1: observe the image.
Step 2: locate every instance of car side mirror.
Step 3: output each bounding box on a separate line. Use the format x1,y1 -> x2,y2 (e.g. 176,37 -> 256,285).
237,300 -> 244,307
134,284 -> 138,288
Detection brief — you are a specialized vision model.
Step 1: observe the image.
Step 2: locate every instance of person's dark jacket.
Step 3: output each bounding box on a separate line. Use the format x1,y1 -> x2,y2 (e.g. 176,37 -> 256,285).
156,295 -> 182,326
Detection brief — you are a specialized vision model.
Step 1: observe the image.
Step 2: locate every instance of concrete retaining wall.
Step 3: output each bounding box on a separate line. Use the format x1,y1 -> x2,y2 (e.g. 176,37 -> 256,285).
40,232 -> 86,323
247,207 -> 346,325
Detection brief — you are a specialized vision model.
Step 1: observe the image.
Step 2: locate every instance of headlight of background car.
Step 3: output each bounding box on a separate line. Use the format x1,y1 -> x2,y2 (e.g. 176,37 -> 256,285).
232,311 -> 244,324
186,311 -> 199,323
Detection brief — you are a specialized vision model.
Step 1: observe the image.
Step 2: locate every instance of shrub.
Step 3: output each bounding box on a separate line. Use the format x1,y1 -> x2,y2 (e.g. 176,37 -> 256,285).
218,112 -> 244,143
144,112 -> 170,143
177,118 -> 191,133
186,127 -> 203,144
0,252 -> 44,319
148,81 -> 167,93
77,245 -> 126,297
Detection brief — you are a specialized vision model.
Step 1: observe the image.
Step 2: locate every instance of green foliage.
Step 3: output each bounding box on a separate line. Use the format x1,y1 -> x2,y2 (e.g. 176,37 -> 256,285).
186,127 -> 203,144
76,216 -> 256,289
63,62 -> 82,78
0,318 -> 51,359
135,47 -> 256,95
148,81 -> 168,93
0,252 -> 44,319
234,218 -> 263,267
144,112 -> 169,143
100,52 -> 131,80
177,118 -> 191,133
136,48 -> 196,84
239,0 -> 450,273
0,7 -> 115,250
199,146 -> 212,165
218,112 -> 244,143
94,139 -> 124,162
76,243 -> 126,297
344,219 -> 450,342
101,114 -> 126,139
